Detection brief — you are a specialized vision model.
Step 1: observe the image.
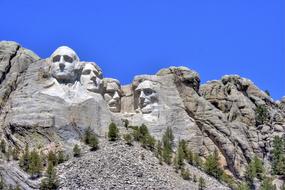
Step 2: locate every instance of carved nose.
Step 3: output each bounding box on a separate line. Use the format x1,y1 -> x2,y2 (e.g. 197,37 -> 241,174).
59,62 -> 65,70
90,72 -> 96,81
113,92 -> 120,100
139,91 -> 145,101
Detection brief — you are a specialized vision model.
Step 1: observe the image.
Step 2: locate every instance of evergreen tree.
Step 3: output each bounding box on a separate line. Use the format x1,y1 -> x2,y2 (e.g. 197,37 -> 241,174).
162,127 -> 173,165
19,143 -> 30,172
253,155 -> 263,179
255,105 -> 269,125
123,133 -> 133,146
122,119 -> 129,130
0,140 -> 6,154
237,182 -> 250,190
73,144 -> 81,157
89,134 -> 99,151
40,162 -> 59,190
245,155 -> 264,186
260,177 -> 276,190
57,151 -> 65,164
12,148 -> 19,160
144,134 -> 156,151
155,140 -> 162,158
47,151 -> 58,166
264,90 -> 270,97
204,149 -> 223,179
181,168 -> 190,180
14,185 -> 21,190
176,140 -> 185,169
155,140 -> 163,165
6,146 -> 12,161
108,123 -> 119,141
272,136 -> 285,175
84,126 -> 92,144
179,139 -> 188,159
162,127 -> 174,148
28,149 -> 43,178
132,128 -> 141,142
193,153 -> 202,168
198,177 -> 206,190
0,175 -> 5,190
187,149 -> 194,165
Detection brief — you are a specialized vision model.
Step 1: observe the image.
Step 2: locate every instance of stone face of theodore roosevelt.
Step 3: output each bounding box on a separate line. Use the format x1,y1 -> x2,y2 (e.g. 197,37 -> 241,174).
103,78 -> 121,113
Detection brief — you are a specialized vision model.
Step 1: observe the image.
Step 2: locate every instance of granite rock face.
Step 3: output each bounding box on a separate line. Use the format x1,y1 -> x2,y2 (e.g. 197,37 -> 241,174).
0,41 -> 284,189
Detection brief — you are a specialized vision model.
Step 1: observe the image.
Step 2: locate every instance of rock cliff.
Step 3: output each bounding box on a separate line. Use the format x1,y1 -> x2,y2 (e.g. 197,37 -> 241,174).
0,41 -> 284,190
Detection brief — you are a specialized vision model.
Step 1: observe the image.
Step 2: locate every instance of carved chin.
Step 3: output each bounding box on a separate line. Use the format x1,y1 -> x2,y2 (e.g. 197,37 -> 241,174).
86,85 -> 101,93
141,105 -> 153,114
108,101 -> 120,112
53,72 -> 75,81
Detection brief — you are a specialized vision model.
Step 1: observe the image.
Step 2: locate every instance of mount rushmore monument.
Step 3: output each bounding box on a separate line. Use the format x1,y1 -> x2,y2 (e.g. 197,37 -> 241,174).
0,41 -> 285,189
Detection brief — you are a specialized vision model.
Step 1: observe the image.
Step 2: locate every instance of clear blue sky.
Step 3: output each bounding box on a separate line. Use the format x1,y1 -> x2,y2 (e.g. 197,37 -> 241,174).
0,0 -> 284,100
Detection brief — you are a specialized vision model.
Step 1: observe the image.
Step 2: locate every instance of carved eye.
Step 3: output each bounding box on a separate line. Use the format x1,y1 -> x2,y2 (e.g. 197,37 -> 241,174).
52,55 -> 61,62
144,89 -> 153,95
82,70 -> 91,75
107,92 -> 115,97
63,55 -> 73,63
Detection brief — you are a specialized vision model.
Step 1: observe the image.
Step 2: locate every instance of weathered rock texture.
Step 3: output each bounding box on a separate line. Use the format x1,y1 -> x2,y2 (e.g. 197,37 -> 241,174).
0,41 -> 284,189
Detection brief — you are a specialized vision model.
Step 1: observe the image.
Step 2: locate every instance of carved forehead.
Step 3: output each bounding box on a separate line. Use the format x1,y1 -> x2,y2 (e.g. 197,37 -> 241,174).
136,80 -> 158,91
83,63 -> 99,72
82,62 -> 103,78
104,78 -> 121,91
51,46 -> 79,61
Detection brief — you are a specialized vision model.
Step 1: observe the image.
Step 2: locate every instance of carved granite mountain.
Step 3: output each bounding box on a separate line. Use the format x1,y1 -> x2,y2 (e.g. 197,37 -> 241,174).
0,41 -> 284,189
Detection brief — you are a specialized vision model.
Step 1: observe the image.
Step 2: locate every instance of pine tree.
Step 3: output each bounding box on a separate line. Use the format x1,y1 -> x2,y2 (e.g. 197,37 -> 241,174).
260,177 -> 276,190
162,127 -> 174,148
6,146 -> 12,161
193,153 -> 202,168
237,182 -> 250,190
255,105 -> 269,125
108,123 -> 119,141
0,175 -> 5,190
198,177 -> 206,190
40,162 -> 59,190
12,148 -> 19,160
47,151 -> 58,166
123,133 -> 133,146
28,149 -> 43,178
245,155 -> 264,186
187,149 -> 194,165
155,140 -> 162,158
89,134 -> 99,151
57,151 -> 65,164
204,149 -> 223,179
272,136 -> 285,175
123,119 -> 129,130
0,140 -> 6,154
73,144 -> 81,157
181,168 -> 190,180
253,155 -> 263,179
162,127 -> 173,165
14,185 -> 21,190
176,140 -> 185,169
19,143 -> 30,172
84,126 -> 92,144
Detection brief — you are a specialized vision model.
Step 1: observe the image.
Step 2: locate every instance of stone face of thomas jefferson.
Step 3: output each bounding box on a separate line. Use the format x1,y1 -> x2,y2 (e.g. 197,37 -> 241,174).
103,78 -> 121,113
50,46 -> 79,83
80,62 -> 103,93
